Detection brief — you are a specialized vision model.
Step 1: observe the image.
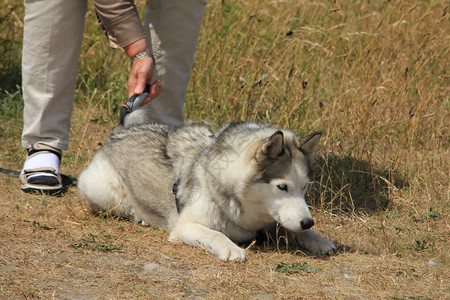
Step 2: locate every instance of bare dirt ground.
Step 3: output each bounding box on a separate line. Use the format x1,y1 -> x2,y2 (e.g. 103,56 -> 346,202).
0,173 -> 447,299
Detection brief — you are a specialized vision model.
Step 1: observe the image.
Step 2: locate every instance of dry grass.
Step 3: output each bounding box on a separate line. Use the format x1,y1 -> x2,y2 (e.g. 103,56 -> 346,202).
0,0 -> 449,299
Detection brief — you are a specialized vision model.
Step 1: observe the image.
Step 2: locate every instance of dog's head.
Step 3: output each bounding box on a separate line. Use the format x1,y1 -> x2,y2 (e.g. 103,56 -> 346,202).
243,130 -> 321,232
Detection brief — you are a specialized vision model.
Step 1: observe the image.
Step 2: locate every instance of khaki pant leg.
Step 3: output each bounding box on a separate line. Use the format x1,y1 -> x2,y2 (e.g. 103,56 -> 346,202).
21,0 -> 87,150
126,0 -> 206,127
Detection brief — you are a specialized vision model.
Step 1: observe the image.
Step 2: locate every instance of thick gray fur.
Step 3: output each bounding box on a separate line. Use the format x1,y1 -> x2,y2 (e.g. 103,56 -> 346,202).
78,121 -> 336,260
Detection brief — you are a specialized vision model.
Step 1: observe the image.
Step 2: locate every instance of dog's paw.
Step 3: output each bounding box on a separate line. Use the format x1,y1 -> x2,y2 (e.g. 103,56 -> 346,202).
169,229 -> 246,261
216,244 -> 246,261
304,236 -> 336,256
295,230 -> 336,256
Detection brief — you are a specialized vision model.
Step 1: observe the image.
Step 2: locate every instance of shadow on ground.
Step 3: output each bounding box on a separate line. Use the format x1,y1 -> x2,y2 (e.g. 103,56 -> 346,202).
309,155 -> 406,214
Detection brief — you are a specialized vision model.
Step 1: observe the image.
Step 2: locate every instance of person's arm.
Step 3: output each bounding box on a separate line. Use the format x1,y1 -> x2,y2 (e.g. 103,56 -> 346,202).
93,0 -> 161,102
93,0 -> 145,49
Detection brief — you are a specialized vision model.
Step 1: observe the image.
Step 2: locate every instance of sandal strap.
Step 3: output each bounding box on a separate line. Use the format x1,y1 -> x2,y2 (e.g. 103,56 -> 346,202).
23,167 -> 59,175
21,167 -> 62,187
28,143 -> 62,159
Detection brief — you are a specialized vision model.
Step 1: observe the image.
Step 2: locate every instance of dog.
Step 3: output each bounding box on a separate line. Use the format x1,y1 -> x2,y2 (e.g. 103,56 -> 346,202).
78,121 -> 336,260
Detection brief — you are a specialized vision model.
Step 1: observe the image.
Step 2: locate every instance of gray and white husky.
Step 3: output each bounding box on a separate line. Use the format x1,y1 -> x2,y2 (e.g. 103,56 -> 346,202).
78,122 -> 336,260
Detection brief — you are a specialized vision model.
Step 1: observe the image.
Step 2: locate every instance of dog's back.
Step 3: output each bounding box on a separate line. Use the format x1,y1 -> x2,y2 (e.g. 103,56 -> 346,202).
78,123 -> 212,229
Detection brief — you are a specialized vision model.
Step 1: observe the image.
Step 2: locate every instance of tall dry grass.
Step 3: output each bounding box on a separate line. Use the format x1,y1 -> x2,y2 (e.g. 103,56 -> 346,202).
189,0 -> 449,216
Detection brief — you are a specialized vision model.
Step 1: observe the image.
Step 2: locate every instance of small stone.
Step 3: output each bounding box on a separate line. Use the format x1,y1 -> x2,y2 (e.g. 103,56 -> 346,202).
144,263 -> 160,273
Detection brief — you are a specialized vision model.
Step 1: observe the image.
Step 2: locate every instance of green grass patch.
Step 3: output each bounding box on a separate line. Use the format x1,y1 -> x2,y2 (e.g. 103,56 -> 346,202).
69,233 -> 124,252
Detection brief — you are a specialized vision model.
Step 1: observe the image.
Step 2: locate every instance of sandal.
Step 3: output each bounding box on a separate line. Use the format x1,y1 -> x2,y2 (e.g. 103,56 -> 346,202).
20,143 -> 63,194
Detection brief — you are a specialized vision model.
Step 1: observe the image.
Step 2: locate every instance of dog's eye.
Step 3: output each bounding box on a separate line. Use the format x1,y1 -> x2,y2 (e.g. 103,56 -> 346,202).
277,184 -> 288,192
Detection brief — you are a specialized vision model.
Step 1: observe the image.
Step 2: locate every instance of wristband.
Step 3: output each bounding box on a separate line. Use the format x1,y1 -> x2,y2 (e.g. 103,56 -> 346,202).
130,50 -> 155,65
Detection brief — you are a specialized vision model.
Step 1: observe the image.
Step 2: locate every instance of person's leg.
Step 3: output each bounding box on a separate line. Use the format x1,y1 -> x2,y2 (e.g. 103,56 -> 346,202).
22,0 -> 87,150
20,0 -> 87,192
125,0 -> 206,126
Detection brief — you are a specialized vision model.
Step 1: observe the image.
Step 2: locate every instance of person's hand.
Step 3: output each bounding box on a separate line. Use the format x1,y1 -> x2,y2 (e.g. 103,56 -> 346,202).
124,39 -> 162,106
128,56 -> 162,106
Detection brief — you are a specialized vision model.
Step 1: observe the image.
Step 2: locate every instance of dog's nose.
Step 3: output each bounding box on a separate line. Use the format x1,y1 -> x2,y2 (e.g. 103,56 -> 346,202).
300,218 -> 314,230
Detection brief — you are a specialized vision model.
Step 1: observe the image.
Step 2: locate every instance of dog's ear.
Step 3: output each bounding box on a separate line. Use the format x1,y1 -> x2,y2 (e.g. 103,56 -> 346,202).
298,131 -> 321,160
256,130 -> 284,161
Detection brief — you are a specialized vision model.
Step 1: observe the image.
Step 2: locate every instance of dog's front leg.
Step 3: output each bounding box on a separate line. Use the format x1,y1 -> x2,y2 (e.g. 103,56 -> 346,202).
293,229 -> 336,256
169,222 -> 246,261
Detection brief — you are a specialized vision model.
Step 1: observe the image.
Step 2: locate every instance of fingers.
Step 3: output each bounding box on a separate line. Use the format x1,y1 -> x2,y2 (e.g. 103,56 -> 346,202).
133,69 -> 148,95
141,81 -> 163,106
127,53 -> 163,107
127,56 -> 153,97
